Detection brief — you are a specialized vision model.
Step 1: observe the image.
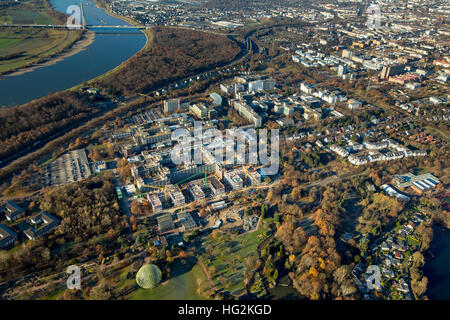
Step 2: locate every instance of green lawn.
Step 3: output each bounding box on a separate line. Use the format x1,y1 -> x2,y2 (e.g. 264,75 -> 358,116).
0,38 -> 22,49
0,28 -> 82,74
0,9 -> 55,25
129,261 -> 209,300
0,2 -> 82,74
200,217 -> 272,296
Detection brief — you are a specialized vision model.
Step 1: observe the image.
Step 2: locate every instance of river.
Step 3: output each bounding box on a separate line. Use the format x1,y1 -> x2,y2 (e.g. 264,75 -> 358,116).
424,226 -> 450,300
0,0 -> 146,107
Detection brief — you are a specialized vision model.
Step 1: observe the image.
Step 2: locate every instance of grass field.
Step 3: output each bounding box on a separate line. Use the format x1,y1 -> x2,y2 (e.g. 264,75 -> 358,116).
0,28 -> 82,74
0,1 -> 83,74
0,7 -> 56,25
127,259 -> 209,300
200,217 -> 272,297
130,265 -> 208,300
0,38 -> 22,48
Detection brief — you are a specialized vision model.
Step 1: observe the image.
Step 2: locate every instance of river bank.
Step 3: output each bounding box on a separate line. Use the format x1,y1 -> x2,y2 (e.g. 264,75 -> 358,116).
72,28 -> 152,90
52,0 -> 149,90
0,30 -> 95,78
93,0 -> 139,26
0,0 -> 147,107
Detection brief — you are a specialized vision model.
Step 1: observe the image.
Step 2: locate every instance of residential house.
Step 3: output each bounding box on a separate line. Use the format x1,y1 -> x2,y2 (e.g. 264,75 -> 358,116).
397,279 -> 410,293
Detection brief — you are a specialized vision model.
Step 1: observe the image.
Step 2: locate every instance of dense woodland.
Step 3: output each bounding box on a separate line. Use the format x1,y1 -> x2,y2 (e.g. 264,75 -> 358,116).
97,27 -> 241,95
39,178 -> 124,240
0,177 -> 128,283
268,183 -> 356,299
0,91 -> 95,161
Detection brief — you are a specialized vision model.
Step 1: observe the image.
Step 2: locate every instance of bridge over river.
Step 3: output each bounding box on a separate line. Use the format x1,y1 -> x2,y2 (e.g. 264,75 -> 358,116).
1,2 -> 150,31
0,24 -> 150,29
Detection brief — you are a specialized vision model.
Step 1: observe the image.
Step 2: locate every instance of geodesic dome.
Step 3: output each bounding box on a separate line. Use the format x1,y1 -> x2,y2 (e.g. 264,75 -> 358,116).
136,264 -> 162,289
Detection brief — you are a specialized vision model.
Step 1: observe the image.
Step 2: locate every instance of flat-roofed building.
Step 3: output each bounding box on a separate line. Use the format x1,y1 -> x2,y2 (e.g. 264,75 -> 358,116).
224,170 -> 243,190
177,212 -> 197,231
348,154 -> 368,165
4,201 -> 24,222
157,214 -> 175,233
188,183 -> 205,201
147,192 -> 163,213
220,84 -> 233,94
393,172 -> 441,193
24,212 -> 60,240
363,140 -> 389,150
232,100 -> 262,127
209,176 -> 225,195
210,200 -> 227,211
380,64 -> 405,79
246,167 -> 261,185
167,185 -> 185,207
0,224 -> 17,249
124,184 -> 137,196
164,99 -> 180,114
93,161 -> 107,173
190,103 -> 208,119
348,99 -> 363,109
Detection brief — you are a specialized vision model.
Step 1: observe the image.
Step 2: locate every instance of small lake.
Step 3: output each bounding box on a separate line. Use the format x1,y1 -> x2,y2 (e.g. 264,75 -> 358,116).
0,0 -> 146,107
266,275 -> 303,300
423,226 -> 450,300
